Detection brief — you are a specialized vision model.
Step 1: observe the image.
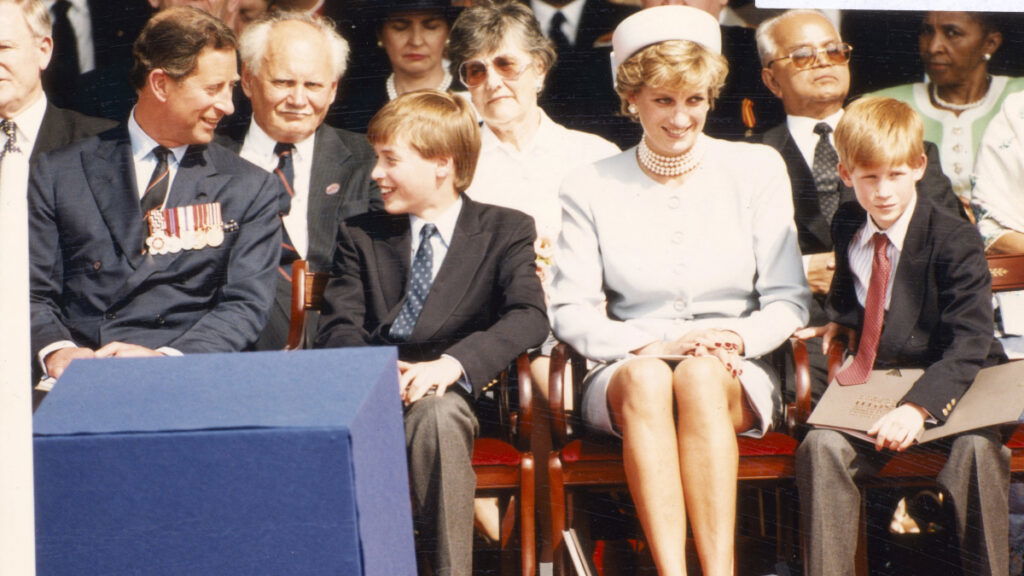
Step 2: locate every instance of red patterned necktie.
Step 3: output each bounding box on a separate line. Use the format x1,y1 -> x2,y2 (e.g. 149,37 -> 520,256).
836,233 -> 891,385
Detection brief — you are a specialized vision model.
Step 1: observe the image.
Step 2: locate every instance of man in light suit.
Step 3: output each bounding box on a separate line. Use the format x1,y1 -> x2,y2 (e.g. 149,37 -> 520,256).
315,91 -> 548,575
216,10 -> 379,350
754,9 -> 961,400
30,6 -> 280,385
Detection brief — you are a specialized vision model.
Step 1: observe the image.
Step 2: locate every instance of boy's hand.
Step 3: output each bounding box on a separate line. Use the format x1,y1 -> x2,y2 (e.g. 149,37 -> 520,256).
806,252 -> 836,294
867,403 -> 928,452
398,358 -> 462,405
793,322 -> 857,357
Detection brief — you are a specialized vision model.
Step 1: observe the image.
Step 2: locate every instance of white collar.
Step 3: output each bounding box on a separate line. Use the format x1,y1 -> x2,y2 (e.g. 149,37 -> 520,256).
410,195 -> 464,248
128,108 -> 188,165
7,93 -> 47,150
787,108 -> 844,139
244,118 -> 316,163
480,109 -> 560,155
858,192 -> 917,252
531,0 -> 586,42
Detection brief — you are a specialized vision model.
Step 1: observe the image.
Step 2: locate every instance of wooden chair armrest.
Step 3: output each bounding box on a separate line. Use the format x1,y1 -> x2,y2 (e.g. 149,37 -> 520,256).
826,339 -> 846,383
284,260 -> 309,350
515,352 -> 533,452
790,338 -> 812,429
549,342 -> 570,449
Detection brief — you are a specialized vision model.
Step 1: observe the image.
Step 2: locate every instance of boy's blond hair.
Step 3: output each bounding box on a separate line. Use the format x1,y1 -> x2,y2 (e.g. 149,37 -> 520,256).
834,96 -> 925,169
367,90 -> 480,194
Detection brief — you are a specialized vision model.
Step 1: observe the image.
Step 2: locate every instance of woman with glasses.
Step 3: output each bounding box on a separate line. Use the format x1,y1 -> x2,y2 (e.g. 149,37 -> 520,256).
871,11 -> 1023,216
335,0 -> 464,133
550,7 -> 809,574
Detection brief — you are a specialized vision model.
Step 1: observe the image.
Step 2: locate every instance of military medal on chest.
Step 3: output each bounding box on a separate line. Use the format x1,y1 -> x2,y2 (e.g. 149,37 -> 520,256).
145,202 -> 227,255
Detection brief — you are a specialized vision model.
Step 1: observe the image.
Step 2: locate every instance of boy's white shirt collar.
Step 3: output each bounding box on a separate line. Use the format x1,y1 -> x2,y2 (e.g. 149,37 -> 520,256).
858,192 -> 917,252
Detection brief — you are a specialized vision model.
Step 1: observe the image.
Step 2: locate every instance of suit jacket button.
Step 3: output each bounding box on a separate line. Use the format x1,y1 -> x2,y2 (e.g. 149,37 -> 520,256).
105,312 -> 116,320
92,261 -> 102,271
942,408 -> 949,417
155,315 -> 165,326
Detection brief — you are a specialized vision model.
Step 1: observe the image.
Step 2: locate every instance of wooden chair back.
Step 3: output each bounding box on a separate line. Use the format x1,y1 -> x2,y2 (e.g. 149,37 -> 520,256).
285,260 -> 329,350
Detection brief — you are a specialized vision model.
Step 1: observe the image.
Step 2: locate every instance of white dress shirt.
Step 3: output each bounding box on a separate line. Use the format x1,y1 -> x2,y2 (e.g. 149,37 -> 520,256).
5,93 -> 47,157
787,109 -> 845,171
409,196 -> 470,392
46,0 -> 95,74
847,193 -> 916,310
467,110 -> 618,244
239,120 -> 315,257
127,111 -> 187,204
531,0 -> 586,46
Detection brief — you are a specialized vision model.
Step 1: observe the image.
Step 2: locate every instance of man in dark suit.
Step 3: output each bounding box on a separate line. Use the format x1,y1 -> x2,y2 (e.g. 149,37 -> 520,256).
528,0 -> 635,146
315,91 -> 548,576
794,97 -> 1009,576
30,6 -> 280,385
755,9 -> 961,398
216,10 -> 379,350
0,0 -> 114,164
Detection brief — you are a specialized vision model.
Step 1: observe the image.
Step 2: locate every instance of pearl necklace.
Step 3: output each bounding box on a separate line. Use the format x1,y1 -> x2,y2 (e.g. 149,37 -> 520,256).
930,78 -> 990,112
386,69 -> 453,101
637,135 -> 704,177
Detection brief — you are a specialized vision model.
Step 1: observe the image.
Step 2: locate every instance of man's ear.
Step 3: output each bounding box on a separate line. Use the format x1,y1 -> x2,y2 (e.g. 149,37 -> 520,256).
761,66 -> 784,100
148,69 -> 172,102
838,161 -> 854,188
240,66 -> 255,99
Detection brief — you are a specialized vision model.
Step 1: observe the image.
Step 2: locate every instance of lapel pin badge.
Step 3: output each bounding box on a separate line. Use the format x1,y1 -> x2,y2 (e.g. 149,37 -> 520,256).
325,183 -> 340,196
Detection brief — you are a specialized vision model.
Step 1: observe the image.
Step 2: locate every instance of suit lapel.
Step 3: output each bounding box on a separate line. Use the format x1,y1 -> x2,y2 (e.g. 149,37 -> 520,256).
879,200 -> 931,356
307,127 -> 352,269
411,199 -> 488,342
84,128 -> 146,269
776,126 -> 834,252
373,215 -> 412,326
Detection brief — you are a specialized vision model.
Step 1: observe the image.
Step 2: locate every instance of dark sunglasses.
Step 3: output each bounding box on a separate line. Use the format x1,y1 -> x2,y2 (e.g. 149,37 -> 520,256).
458,56 -> 528,88
767,42 -> 853,70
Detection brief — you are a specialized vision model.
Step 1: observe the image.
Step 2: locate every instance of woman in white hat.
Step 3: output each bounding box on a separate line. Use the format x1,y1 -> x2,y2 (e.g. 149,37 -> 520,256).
549,6 -> 810,574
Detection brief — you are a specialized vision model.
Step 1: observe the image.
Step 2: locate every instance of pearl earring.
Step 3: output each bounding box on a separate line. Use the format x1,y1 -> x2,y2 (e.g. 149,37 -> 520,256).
376,40 -> 383,48
983,53 -> 992,61
628,104 -> 638,115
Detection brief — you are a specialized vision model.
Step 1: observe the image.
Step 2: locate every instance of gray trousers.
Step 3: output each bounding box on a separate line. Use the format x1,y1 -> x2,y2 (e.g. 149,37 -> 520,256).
405,389 -> 478,576
796,427 -> 1010,576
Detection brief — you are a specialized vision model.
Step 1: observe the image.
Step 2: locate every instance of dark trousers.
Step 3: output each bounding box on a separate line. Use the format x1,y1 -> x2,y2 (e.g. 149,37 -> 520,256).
797,427 -> 1010,576
405,388 -> 478,576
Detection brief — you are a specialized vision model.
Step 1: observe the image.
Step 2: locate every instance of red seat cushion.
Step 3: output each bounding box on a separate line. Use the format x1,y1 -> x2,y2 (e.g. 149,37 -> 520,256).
472,437 -> 522,467
561,432 -> 797,464
1008,425 -> 1024,450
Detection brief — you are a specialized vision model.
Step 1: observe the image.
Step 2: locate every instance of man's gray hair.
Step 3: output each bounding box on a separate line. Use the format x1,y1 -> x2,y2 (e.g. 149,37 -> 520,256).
239,10 -> 349,80
2,0 -> 52,39
755,9 -> 833,68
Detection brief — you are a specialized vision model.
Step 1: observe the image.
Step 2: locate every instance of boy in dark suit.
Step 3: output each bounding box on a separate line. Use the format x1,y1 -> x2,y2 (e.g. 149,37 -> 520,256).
315,90 -> 548,576
794,97 -> 1009,576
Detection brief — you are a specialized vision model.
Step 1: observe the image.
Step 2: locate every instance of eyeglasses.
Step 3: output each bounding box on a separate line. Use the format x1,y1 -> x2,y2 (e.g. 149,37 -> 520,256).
458,56 -> 528,88
767,42 -> 853,70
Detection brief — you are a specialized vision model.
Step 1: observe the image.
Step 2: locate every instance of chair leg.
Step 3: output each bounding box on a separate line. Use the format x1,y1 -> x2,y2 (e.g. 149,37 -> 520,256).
548,453 -> 567,576
521,453 -> 536,576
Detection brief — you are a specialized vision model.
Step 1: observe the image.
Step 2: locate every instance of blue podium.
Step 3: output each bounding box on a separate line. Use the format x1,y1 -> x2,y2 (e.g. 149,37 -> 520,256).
34,348 -> 416,576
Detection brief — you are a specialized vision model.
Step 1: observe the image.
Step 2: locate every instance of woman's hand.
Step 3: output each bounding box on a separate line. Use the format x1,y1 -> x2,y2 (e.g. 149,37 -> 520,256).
670,329 -> 745,378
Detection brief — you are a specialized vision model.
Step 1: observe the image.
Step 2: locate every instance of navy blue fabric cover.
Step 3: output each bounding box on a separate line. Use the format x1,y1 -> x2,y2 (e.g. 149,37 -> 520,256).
34,348 -> 415,576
